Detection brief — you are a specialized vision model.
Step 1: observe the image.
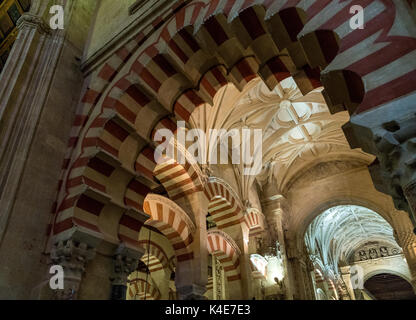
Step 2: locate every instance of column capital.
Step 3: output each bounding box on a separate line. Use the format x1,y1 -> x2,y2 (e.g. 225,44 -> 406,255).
110,245 -> 144,287
16,13 -> 51,34
50,239 -> 96,300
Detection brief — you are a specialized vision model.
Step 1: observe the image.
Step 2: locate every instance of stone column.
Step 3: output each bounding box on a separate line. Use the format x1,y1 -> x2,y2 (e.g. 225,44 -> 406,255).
0,0 -> 97,299
110,247 -> 143,300
50,239 -> 96,300
174,191 -> 208,300
0,4 -> 53,245
262,195 -> 292,299
286,252 -> 313,300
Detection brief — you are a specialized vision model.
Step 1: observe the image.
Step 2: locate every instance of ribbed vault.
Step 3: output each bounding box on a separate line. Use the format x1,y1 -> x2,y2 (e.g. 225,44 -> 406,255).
305,205 -> 398,274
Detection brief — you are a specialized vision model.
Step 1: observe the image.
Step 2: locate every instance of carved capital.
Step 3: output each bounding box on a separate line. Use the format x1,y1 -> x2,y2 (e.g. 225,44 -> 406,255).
110,254 -> 140,286
16,13 -> 51,34
50,239 -> 96,300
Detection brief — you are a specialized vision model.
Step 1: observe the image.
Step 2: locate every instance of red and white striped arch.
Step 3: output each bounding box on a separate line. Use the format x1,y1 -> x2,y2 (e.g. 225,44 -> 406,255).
143,194 -> 195,262
138,240 -> 169,273
52,0 -> 416,252
327,279 -> 339,300
127,272 -> 161,300
204,178 -> 244,229
243,208 -> 265,237
153,143 -> 204,201
314,268 -> 325,286
207,230 -> 241,282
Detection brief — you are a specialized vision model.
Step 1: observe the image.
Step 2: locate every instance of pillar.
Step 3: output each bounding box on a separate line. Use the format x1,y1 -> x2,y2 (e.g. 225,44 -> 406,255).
110,247 -> 143,300
0,0 -> 97,299
285,250 -> 315,300
175,190 -> 209,300
219,224 -> 253,300
262,194 -> 293,299
340,266 -> 356,300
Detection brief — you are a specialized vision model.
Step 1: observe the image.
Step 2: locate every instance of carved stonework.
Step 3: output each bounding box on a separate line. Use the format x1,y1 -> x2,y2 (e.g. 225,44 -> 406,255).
50,240 -> 96,300
16,13 -> 51,34
367,114 -> 416,227
214,256 -> 224,300
110,254 -> 139,286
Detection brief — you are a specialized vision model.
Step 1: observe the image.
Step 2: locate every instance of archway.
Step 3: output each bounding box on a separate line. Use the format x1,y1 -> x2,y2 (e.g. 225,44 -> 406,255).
44,0 -> 416,301
364,273 -> 416,300
304,205 -> 414,300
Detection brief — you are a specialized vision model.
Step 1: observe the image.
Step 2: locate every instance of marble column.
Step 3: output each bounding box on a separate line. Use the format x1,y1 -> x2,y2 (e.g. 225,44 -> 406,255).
50,239 -> 96,300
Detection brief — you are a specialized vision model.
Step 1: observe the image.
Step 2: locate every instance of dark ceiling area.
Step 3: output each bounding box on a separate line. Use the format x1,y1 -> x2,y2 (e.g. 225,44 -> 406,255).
365,273 -> 416,300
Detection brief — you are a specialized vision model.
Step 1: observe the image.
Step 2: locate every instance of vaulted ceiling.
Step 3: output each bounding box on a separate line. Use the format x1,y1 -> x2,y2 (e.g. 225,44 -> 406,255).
189,77 -> 372,198
305,205 -> 400,274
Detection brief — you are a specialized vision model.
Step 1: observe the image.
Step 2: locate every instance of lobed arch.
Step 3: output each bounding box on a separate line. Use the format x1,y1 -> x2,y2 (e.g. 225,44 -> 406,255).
52,0 -> 416,255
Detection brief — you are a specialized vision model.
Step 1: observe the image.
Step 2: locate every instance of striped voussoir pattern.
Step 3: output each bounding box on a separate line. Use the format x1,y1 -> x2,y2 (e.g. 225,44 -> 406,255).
207,230 -> 241,282
314,268 -> 325,286
204,178 -> 244,229
327,279 -> 338,299
53,0 -> 416,251
127,272 -> 161,300
138,240 -> 169,273
243,208 -> 265,237
154,149 -> 203,201
143,194 -> 195,262
206,276 -> 213,291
